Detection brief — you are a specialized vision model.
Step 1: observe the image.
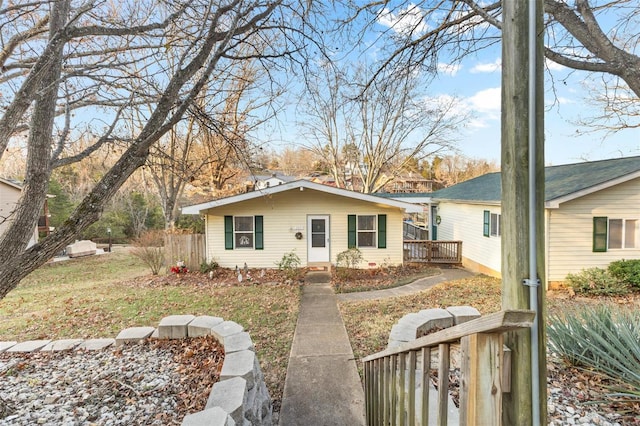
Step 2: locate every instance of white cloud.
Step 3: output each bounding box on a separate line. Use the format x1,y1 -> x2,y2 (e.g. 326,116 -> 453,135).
470,59 -> 501,73
437,62 -> 461,76
545,58 -> 565,71
378,4 -> 428,36
468,87 -> 501,113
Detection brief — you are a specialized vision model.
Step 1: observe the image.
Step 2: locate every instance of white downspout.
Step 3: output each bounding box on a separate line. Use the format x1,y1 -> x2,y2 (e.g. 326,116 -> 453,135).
527,2 -> 541,425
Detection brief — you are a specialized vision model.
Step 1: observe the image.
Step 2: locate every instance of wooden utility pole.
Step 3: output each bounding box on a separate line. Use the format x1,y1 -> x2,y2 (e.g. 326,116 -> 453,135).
501,1 -> 547,425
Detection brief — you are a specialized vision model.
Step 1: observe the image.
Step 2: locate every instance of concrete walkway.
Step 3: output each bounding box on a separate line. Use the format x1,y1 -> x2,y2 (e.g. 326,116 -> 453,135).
279,267 -> 474,425
337,267 -> 473,302
279,271 -> 366,426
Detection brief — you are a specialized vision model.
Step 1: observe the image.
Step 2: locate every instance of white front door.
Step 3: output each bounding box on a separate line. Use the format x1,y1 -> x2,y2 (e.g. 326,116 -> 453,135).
307,215 -> 330,263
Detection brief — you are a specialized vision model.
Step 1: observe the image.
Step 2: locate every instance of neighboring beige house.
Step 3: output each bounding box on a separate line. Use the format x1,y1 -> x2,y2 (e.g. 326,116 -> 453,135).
425,156 -> 640,287
0,177 -> 39,247
182,180 -> 422,269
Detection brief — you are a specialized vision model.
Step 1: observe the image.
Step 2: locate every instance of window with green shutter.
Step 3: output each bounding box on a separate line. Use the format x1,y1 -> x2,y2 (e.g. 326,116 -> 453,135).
348,214 -> 386,248
483,210 -> 490,237
377,214 -> 387,248
593,216 -> 608,252
224,216 -> 233,250
348,215 -> 357,248
255,216 -> 264,250
225,215 -> 263,250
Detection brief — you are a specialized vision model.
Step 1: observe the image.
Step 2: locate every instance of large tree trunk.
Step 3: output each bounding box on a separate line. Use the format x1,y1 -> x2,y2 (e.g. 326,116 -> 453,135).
0,1 -> 282,300
0,0 -> 68,263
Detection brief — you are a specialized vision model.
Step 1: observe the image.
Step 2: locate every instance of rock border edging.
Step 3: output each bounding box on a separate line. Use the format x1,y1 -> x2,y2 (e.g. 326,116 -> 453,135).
0,314 -> 273,426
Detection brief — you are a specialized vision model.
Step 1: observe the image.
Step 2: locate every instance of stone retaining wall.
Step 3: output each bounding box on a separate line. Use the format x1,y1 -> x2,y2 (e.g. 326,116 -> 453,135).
0,315 -> 272,426
387,305 -> 481,349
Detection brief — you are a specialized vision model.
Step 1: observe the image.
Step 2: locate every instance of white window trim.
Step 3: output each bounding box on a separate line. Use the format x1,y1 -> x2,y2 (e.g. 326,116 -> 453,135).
608,218 -> 637,250
357,214 -> 377,248
234,215 -> 254,249
490,213 -> 501,237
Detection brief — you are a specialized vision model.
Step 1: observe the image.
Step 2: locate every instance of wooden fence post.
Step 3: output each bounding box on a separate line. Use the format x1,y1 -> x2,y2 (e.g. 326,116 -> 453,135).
460,333 -> 504,425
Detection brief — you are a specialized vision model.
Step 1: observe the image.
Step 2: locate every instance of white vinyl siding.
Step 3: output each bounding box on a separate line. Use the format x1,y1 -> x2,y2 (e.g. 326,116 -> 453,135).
203,188 -> 405,268
547,177 -> 640,283
437,202 -> 502,275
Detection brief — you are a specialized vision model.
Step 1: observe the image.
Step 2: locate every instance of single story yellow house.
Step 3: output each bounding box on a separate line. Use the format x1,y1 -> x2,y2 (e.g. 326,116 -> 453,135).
182,180 -> 422,269
424,156 -> 640,287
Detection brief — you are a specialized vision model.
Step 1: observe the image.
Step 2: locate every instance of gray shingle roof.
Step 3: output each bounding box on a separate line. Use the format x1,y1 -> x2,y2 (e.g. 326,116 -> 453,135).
430,156 -> 640,203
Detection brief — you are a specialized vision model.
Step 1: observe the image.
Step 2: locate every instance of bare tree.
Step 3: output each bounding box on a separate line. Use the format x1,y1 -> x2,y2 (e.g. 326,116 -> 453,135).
430,154 -> 500,187
348,0 -> 640,133
0,0 -> 320,299
303,62 -> 465,193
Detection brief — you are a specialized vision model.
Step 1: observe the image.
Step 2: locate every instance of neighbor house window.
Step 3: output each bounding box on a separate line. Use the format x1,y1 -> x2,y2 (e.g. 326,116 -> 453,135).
348,214 -> 386,249
483,211 -> 500,237
490,213 -> 501,237
593,217 -> 637,252
224,216 -> 263,250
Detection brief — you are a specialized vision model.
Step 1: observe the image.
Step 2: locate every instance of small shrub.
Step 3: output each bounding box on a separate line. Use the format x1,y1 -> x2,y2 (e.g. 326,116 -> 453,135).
565,267 -> 630,296
130,230 -> 165,275
336,248 -> 363,279
200,259 -> 220,274
608,259 -> 640,289
276,250 -> 301,280
336,247 -> 363,269
548,305 -> 640,401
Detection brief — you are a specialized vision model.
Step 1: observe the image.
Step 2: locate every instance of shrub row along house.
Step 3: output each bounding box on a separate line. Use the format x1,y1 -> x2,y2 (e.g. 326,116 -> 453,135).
184,156 -> 640,288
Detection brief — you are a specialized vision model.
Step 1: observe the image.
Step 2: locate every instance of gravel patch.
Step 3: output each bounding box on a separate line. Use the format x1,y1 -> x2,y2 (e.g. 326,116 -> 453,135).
0,338 -> 222,425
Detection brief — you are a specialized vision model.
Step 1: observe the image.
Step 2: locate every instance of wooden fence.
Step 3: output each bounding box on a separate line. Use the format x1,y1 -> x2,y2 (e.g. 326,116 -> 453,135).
403,240 -> 462,264
363,310 -> 535,426
164,234 -> 205,271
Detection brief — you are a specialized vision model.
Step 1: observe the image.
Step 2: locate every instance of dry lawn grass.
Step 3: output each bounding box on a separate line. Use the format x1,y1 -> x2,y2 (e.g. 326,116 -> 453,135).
338,275 -> 503,362
0,251 -> 300,410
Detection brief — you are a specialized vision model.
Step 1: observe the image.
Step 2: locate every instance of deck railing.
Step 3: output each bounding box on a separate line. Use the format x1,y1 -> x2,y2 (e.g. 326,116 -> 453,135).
403,222 -> 429,240
403,240 -> 462,264
362,310 -> 535,426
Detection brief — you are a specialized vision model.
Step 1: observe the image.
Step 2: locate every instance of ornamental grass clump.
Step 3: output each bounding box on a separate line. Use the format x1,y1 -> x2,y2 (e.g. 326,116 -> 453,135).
548,305 -> 640,402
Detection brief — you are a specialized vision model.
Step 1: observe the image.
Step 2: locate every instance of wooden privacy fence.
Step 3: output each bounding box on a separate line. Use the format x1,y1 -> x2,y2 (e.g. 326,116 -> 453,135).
164,233 -> 205,271
363,310 -> 535,426
403,240 -> 462,264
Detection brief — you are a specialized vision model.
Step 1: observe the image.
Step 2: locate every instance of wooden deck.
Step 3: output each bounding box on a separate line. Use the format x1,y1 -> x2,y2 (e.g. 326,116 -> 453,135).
403,240 -> 462,264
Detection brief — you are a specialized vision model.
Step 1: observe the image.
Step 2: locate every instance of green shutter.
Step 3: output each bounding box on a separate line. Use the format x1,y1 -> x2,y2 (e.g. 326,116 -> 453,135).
255,216 -> 264,250
348,215 -> 356,248
377,214 -> 387,248
224,216 -> 233,250
483,210 -> 490,237
593,216 -> 608,252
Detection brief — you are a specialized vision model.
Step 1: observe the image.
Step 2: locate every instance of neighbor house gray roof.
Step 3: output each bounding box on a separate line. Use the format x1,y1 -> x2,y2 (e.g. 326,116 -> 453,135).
429,156 -> 640,207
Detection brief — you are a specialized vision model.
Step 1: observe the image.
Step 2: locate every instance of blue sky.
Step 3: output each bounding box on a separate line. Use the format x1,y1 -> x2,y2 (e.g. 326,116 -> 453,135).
272,3 -> 640,167
372,3 -> 640,166
430,47 -> 640,166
